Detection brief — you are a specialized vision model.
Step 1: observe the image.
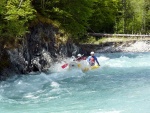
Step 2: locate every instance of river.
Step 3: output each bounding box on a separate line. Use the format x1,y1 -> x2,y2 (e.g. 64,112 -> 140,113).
0,52 -> 150,113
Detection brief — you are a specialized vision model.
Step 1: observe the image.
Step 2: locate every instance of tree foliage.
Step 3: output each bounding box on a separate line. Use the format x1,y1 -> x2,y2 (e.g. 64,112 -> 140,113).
0,0 -> 149,43
33,0 -> 95,37
116,0 -> 150,34
88,0 -> 119,33
0,0 -> 36,38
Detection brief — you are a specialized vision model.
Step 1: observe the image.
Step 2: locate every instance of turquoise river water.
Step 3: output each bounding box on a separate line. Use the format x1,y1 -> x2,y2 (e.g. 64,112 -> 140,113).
0,52 -> 150,113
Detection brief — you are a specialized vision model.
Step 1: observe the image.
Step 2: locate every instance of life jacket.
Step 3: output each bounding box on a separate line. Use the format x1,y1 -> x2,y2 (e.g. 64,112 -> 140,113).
90,57 -> 95,63
89,57 -> 95,66
77,57 -> 86,61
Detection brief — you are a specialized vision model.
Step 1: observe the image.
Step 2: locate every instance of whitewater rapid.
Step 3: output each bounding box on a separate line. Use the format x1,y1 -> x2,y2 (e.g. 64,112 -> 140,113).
0,52 -> 150,113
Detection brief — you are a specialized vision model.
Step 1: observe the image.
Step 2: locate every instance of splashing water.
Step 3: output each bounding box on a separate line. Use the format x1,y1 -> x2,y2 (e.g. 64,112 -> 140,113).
0,52 -> 150,113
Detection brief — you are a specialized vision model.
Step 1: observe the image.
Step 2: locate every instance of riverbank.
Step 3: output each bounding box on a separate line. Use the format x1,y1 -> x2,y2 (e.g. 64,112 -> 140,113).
97,41 -> 150,52
80,38 -> 150,53
1,32 -> 150,80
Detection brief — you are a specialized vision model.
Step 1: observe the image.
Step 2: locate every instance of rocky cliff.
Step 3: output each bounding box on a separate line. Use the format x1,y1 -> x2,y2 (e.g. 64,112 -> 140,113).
1,22 -> 149,80
0,23 -> 85,80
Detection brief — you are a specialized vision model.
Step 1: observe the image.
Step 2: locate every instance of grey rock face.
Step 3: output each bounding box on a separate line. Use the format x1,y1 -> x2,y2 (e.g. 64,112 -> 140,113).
0,23 -> 80,80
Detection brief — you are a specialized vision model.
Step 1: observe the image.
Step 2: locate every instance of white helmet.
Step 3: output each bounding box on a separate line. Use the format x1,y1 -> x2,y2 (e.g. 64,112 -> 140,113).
90,51 -> 94,54
77,54 -> 82,57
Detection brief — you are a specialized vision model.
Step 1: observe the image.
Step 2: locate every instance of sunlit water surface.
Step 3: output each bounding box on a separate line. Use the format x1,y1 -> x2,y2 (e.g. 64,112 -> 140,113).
0,52 -> 150,113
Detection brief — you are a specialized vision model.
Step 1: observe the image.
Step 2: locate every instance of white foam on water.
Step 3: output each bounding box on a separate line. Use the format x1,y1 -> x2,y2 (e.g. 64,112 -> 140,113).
96,110 -> 122,113
49,58 -> 74,72
24,93 -> 39,99
0,52 -> 150,113
50,81 -> 60,88
97,53 -> 150,68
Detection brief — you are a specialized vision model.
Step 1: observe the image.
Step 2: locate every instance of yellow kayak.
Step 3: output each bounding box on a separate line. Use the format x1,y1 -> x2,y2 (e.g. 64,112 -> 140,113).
69,62 -> 100,72
90,65 -> 100,69
77,63 -> 100,72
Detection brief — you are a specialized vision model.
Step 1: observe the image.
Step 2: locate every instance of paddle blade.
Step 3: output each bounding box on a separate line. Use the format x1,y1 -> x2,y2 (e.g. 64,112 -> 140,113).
61,63 -> 68,69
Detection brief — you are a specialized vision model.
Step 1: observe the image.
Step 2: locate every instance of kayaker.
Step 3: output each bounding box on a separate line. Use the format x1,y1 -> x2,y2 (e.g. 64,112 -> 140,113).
87,51 -> 100,66
76,54 -> 86,61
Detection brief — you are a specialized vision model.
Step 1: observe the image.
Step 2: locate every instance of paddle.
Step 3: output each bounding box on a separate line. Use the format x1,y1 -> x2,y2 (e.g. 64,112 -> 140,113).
61,54 -> 85,69
75,54 -> 84,61
61,63 -> 68,69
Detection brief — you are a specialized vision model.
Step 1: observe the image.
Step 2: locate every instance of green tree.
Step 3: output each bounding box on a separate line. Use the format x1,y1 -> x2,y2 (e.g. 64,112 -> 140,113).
145,0 -> 150,33
33,0 -> 95,37
88,0 -> 119,33
0,0 -> 36,38
0,0 -> 6,36
116,0 -> 150,34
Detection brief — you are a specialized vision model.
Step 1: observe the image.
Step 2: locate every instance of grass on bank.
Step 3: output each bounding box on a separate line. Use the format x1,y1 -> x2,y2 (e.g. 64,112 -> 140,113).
80,36 -> 150,44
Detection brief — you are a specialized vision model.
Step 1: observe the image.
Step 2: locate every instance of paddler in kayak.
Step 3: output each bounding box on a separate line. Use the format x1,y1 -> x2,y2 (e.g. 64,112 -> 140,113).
87,51 -> 100,66
76,54 -> 86,61
72,54 -> 86,61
